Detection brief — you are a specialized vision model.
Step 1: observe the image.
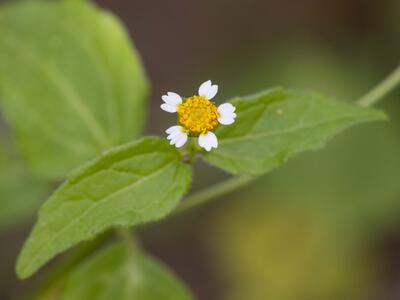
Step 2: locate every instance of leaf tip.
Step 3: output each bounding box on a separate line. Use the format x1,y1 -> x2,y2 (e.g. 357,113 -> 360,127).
15,258 -> 30,280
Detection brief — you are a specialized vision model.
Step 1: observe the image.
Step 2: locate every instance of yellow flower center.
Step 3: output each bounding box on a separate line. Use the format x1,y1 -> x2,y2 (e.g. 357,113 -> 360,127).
177,95 -> 219,135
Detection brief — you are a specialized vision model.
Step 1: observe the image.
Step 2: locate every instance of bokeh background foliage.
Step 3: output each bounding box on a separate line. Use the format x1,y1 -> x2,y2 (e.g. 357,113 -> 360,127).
0,0 -> 149,179
0,0 -> 399,300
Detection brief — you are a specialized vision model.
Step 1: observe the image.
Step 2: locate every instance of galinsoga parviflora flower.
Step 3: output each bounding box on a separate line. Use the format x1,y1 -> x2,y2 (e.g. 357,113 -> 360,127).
161,80 -> 237,151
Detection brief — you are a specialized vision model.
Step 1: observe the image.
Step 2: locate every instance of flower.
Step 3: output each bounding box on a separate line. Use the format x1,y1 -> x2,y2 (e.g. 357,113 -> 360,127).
161,80 -> 237,151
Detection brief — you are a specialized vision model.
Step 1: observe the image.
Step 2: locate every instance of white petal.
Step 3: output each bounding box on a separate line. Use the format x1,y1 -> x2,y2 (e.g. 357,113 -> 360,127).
174,134 -> 188,148
160,103 -> 177,113
165,126 -> 188,148
198,80 -> 211,96
166,92 -> 182,104
168,131 -> 188,148
169,135 -> 181,144
218,117 -> 235,125
198,80 -> 219,100
198,131 -> 218,151
218,103 -> 235,113
218,103 -> 237,125
218,112 -> 236,125
206,85 -> 218,100
161,92 -> 182,105
166,125 -> 183,134
167,131 -> 181,140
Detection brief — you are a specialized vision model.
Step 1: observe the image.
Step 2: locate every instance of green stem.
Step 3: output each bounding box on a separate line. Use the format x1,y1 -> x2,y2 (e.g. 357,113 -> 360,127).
116,228 -> 139,253
357,64 -> 400,107
28,63 -> 400,300
174,64 -> 400,215
174,175 -> 256,215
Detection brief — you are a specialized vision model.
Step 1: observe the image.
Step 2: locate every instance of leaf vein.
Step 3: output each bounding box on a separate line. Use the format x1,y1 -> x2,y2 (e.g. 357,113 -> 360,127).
23,158 -> 176,275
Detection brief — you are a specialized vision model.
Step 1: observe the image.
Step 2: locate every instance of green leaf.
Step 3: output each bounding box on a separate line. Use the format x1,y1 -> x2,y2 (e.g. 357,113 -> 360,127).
0,0 -> 149,179
204,88 -> 387,175
16,137 -> 191,279
0,142 -> 49,230
63,242 -> 194,300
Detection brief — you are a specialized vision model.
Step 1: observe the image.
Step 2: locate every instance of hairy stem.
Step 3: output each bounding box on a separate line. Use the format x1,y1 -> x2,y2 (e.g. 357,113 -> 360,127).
31,64 -> 400,297
116,228 -> 140,253
175,175 -> 256,215
357,64 -> 400,107
175,64 -> 400,215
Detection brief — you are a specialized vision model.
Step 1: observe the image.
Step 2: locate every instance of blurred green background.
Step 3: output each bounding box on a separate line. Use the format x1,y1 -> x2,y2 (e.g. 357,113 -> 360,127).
1,0 -> 400,299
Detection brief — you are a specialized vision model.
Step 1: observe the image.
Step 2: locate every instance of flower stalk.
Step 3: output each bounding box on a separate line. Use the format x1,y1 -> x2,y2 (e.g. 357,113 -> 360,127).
175,64 -> 400,215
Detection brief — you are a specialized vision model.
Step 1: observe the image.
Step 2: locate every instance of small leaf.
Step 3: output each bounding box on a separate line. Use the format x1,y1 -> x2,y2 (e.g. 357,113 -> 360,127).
16,137 -> 191,279
204,88 -> 387,175
0,0 -> 149,179
63,242 -> 194,300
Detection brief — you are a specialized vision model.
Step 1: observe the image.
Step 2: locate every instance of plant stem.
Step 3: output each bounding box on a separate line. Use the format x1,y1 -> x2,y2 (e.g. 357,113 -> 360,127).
116,228 -> 139,253
357,64 -> 400,107
174,175 -> 256,215
31,63 -> 400,297
174,64 -> 400,215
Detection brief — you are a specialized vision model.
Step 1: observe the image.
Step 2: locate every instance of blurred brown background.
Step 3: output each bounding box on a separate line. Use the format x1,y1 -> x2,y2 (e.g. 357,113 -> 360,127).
1,0 -> 400,299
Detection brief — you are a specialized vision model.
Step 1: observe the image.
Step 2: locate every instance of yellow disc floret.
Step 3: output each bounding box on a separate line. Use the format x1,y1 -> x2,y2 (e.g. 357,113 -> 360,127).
177,95 -> 219,135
